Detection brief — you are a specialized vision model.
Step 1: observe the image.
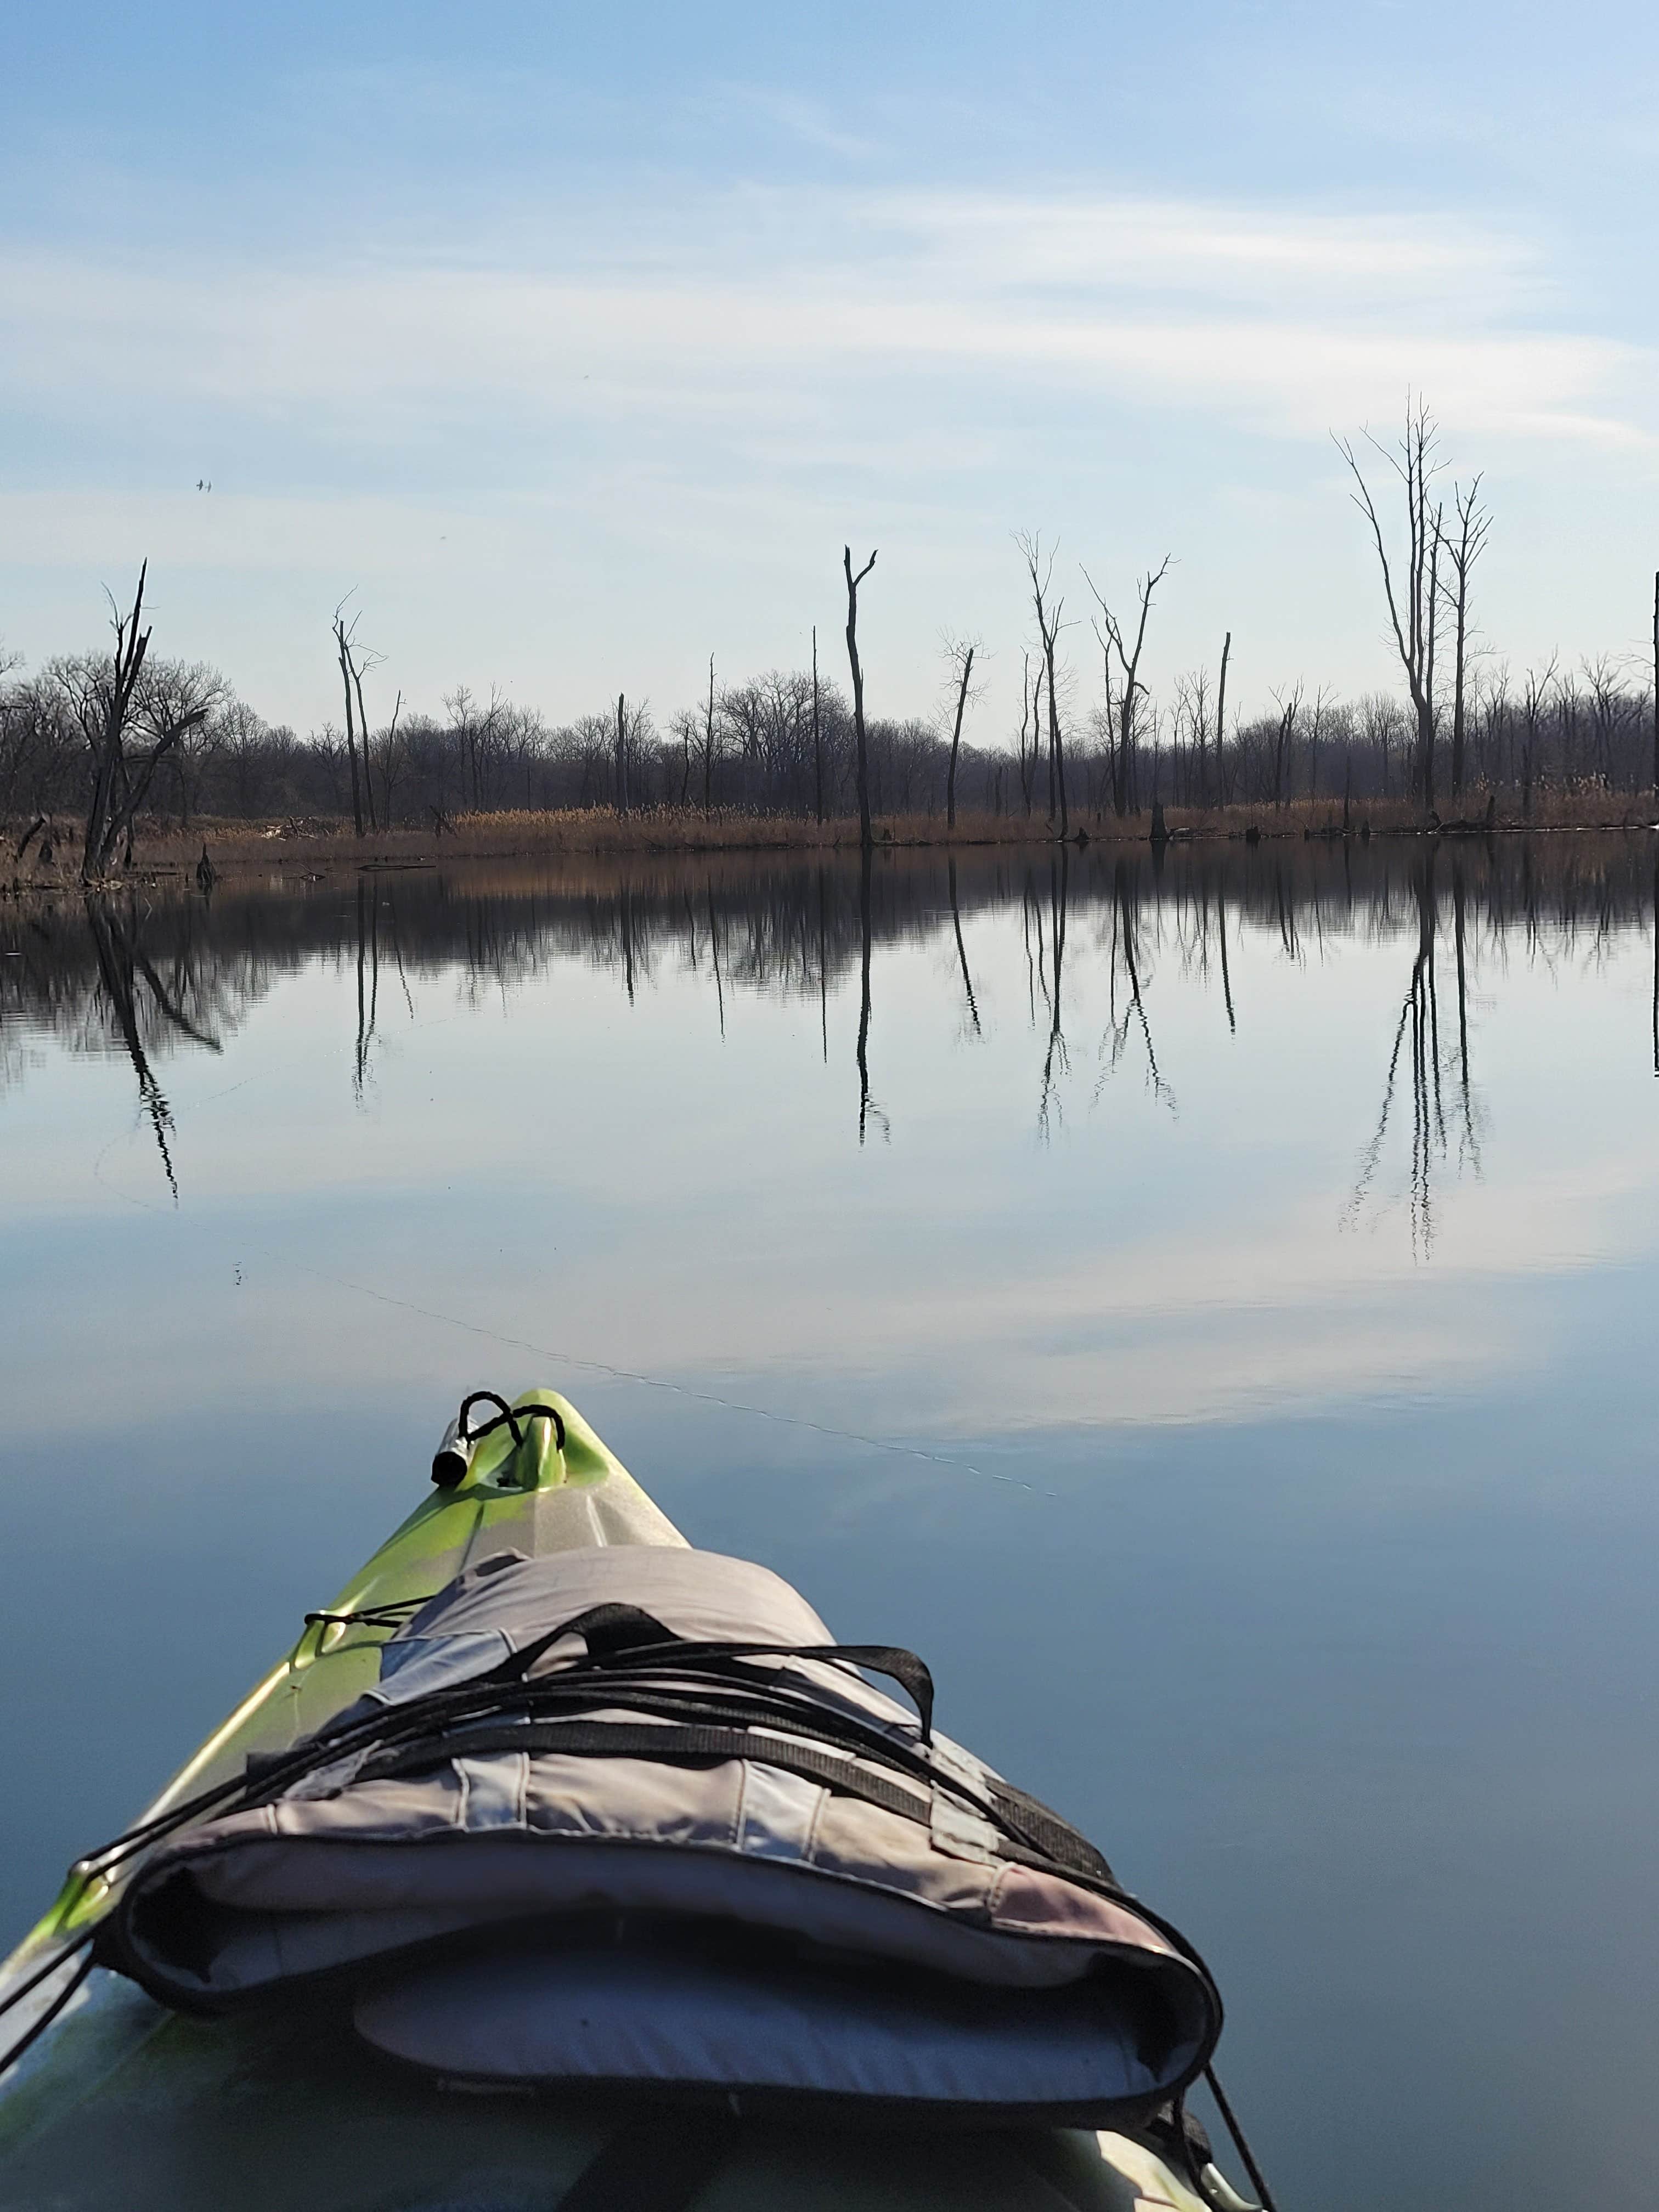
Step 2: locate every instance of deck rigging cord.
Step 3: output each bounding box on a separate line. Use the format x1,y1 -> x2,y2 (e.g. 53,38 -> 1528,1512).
0,1946 -> 96,2076
1199,2064 -> 1280,2212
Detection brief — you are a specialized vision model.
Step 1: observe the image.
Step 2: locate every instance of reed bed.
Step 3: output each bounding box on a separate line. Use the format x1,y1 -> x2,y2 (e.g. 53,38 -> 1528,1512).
7,785 -> 1656,892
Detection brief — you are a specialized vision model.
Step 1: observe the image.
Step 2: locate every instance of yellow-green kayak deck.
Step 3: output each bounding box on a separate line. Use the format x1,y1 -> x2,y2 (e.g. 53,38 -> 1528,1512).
0,1391 -> 1214,2211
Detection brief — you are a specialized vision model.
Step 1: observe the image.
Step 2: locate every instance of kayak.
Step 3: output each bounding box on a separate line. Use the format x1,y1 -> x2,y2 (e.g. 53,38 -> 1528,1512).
0,1389 -> 1261,2211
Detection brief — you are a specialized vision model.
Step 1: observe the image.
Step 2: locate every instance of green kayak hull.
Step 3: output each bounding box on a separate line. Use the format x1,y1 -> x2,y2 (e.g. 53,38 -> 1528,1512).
0,1390 -> 1212,2211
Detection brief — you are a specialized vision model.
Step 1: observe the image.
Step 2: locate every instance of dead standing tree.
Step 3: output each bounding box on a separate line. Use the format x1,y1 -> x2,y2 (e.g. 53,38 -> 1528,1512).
77,565 -> 217,881
811,628 -> 826,827
1269,682 -> 1303,807
669,659 -> 721,815
1015,654 -> 1040,816
843,546 -> 878,850
332,603 -> 377,836
1017,534 -> 1068,837
940,633 -> 985,830
1335,399 -> 1446,813
1438,477 -> 1491,801
1215,630 -> 1232,803
1084,556 -> 1173,819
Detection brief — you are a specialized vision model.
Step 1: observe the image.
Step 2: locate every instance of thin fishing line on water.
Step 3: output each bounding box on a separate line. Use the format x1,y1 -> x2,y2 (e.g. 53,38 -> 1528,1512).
82,1045 -> 1049,1502
287,1265 -> 1050,1497
65,876 -> 1068,1503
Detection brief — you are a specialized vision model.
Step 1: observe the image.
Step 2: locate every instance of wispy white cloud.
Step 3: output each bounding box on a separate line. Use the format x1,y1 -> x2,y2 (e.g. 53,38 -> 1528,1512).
0,185 -> 1641,452
2,176 -> 1652,725
860,191 -> 1538,305
711,86 -> 882,162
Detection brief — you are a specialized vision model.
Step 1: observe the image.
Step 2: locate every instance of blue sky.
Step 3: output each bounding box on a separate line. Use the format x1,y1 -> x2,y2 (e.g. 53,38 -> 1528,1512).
4,0 -> 1657,740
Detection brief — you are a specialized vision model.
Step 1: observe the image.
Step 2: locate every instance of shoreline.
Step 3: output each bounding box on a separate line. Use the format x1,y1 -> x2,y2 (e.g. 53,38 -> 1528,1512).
6,795 -> 1657,891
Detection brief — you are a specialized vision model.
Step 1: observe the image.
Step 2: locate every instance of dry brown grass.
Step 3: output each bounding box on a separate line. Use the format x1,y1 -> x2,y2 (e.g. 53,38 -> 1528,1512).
1162,787 -> 1657,838
85,806 -> 1058,878
8,785 -> 1656,893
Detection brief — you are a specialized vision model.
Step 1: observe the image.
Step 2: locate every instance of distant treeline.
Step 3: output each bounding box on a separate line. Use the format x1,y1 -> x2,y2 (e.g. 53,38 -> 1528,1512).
7,404 -> 1659,854
5,648 -> 1659,839
0,658 -> 989,831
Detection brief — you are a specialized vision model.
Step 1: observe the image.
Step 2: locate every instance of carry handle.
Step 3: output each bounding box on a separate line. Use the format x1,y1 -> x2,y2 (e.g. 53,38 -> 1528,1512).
432,1393 -> 567,1487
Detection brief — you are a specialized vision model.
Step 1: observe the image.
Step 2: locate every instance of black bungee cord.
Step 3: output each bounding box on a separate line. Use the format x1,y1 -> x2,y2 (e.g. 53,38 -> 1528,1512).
1200,2063 -> 1280,2212
0,1937 -> 97,2075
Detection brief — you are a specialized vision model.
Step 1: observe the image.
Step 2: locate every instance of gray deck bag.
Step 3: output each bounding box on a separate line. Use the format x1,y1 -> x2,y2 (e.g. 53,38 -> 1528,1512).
108,1549 -> 1221,2124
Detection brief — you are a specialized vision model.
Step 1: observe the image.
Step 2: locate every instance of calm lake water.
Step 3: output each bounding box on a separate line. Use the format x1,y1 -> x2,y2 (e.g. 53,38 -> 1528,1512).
5,835 -> 1659,2207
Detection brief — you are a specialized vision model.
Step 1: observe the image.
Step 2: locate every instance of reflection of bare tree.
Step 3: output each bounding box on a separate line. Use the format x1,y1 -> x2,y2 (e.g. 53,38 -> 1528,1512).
1273,862 -> 1300,962
1449,859 -> 1481,1169
1216,888 -> 1237,1035
4,838 -> 1653,1170
947,855 -> 981,1039
1037,851 -> 1070,1136
82,895 -> 224,1196
1022,872 -> 1043,1028
707,883 -> 725,1041
816,867 -> 829,1063
855,846 -> 887,1143
386,893 -> 415,1022
353,878 -> 380,1099
1097,860 -> 1176,1114
1347,850 -> 1483,1254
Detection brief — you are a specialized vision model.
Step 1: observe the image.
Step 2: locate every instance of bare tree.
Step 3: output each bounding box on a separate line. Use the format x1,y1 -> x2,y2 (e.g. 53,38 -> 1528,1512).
1170,669 -> 1212,806
1584,654 -> 1628,790
703,659 -> 720,814
1519,655 -> 1559,817
1016,653 -> 1039,816
1084,556 -> 1173,819
1212,631 -> 1235,804
349,628 -> 383,830
1335,397 -> 1446,811
615,691 -> 630,815
940,633 -> 984,830
1475,665 -> 1510,789
1438,476 -> 1491,800
332,602 -> 377,834
375,690 -> 407,822
444,684 -> 510,811
811,627 -> 825,825
1306,684 -> 1334,802
1017,534 -> 1068,837
843,546 -> 878,849
74,566 -> 221,879
1269,682 -> 1303,806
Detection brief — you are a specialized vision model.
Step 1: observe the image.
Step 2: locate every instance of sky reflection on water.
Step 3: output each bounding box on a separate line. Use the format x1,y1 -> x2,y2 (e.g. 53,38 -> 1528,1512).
3,837 -> 1658,2209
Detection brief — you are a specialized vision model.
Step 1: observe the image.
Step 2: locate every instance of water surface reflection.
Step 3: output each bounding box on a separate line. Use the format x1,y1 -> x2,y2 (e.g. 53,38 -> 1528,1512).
6,833 -> 1652,1193
4,836 -> 1659,2212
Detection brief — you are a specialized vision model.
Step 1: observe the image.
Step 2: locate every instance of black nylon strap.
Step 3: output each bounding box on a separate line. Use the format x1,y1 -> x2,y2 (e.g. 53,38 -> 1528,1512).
497,1609 -> 936,1744
556,2112 -> 739,2212
364,1717 -> 936,1829
987,1780 -> 1117,1886
238,1648 -> 1122,1899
